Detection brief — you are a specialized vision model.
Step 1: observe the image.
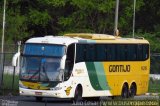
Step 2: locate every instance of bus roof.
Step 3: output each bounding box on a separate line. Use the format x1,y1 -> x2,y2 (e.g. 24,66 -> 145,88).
65,33 -> 116,40
26,33 -> 149,45
64,33 -> 149,44
26,36 -> 78,46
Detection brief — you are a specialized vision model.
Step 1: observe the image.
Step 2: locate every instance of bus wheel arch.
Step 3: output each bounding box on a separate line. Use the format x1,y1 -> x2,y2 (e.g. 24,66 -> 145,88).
121,82 -> 129,98
129,82 -> 137,97
73,84 -> 83,102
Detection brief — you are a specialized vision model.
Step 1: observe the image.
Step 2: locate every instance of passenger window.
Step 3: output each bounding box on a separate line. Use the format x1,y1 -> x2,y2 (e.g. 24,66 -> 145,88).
107,44 -> 116,61
117,45 -> 126,61
76,44 -> 85,62
127,45 -> 137,61
96,45 -> 107,61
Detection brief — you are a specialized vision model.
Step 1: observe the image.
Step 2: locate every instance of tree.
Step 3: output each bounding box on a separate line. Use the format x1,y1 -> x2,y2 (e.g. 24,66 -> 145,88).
0,0 -> 154,45
0,0 -> 28,44
136,0 -> 160,33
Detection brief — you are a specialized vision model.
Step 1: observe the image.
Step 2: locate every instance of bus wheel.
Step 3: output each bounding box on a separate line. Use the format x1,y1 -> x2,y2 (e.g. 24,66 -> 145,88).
74,85 -> 83,102
36,97 -> 43,102
121,84 -> 129,98
129,83 -> 136,97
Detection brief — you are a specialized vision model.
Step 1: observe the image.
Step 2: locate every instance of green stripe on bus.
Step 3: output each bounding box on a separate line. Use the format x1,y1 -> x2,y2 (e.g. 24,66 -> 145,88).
94,62 -> 110,90
86,62 -> 103,90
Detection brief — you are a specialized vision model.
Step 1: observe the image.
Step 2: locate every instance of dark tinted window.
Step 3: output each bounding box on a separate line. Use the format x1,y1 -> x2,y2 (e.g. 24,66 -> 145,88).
86,45 -> 95,61
96,45 -> 107,61
107,45 -> 116,61
137,44 -> 143,60
76,44 -> 85,62
76,44 -> 149,62
65,44 -> 75,81
117,45 -> 126,61
127,45 -> 137,60
142,44 -> 149,60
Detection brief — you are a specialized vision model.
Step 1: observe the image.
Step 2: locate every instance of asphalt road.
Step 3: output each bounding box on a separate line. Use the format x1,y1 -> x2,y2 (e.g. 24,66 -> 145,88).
0,96 -> 73,106
0,95 -> 159,106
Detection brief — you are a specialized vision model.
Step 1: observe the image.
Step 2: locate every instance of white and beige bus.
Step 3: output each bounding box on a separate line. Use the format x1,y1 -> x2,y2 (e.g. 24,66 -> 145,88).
12,33 -> 150,101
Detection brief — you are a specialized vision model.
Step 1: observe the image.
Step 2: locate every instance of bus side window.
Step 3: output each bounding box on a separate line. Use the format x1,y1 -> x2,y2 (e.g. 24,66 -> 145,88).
137,44 -> 143,60
86,44 -> 95,61
65,44 -> 75,80
76,44 -> 85,62
117,45 -> 126,61
143,44 -> 149,60
96,44 -> 107,61
107,44 -> 116,61
127,44 -> 137,61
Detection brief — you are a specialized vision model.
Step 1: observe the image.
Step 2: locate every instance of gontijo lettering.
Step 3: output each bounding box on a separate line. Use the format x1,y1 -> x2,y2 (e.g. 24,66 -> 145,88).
109,65 -> 130,72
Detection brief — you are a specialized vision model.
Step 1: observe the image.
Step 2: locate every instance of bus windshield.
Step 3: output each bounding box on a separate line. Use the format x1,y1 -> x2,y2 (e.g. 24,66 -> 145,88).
20,56 -> 62,82
20,44 -> 66,82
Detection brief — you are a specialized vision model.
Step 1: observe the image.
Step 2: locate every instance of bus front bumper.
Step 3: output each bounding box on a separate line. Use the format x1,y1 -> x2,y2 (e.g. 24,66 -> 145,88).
19,87 -> 67,98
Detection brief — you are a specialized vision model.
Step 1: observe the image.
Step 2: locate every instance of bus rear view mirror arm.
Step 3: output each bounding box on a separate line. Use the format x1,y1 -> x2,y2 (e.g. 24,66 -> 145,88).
12,52 -> 20,67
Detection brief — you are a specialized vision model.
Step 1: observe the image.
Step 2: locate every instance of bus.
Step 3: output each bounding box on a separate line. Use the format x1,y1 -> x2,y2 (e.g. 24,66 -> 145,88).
12,33 -> 150,101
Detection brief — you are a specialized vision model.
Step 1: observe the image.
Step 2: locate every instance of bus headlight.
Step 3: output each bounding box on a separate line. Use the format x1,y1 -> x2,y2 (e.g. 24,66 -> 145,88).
50,87 -> 62,91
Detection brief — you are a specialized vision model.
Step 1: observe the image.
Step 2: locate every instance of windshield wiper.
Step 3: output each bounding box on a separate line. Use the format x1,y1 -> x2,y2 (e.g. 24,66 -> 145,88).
28,68 -> 40,81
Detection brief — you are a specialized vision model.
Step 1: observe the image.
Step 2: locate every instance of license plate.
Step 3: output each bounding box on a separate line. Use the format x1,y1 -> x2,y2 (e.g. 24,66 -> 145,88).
35,92 -> 42,96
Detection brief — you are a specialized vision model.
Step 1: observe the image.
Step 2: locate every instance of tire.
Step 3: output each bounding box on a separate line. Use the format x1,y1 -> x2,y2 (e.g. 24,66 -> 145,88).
129,84 -> 136,97
121,84 -> 129,98
74,86 -> 83,102
36,97 -> 43,102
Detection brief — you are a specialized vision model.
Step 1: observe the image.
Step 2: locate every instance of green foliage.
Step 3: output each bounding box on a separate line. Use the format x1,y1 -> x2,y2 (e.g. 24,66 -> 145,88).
118,0 -> 144,34
28,10 -> 51,26
136,0 -> 160,32
127,32 -> 160,52
148,78 -> 160,93
58,0 -> 116,34
151,56 -> 160,74
0,0 -> 28,44
148,35 -> 160,52
1,74 -> 19,95
0,0 -> 160,53
6,13 -> 28,43
39,0 -> 66,7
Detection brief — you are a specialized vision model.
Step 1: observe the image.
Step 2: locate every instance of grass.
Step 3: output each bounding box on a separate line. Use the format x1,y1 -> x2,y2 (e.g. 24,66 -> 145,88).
0,74 -> 19,95
148,78 -> 160,93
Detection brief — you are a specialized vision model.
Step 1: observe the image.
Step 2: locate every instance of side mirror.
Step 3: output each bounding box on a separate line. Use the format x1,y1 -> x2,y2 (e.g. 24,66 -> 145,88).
12,52 -> 20,67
